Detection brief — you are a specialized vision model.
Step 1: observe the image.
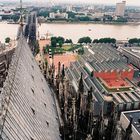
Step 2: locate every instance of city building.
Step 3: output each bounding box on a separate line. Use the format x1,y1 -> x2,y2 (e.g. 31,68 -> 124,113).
49,12 -> 55,19
66,5 -> 73,12
65,44 -> 140,115
120,110 -> 140,140
0,8 -> 14,17
49,11 -> 68,19
0,34 -> 61,139
118,47 -> 140,70
115,1 -> 126,17
128,12 -> 140,21
92,12 -> 104,19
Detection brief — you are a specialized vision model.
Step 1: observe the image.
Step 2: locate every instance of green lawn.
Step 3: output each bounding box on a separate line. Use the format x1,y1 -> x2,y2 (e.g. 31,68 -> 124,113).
45,44 -> 82,54
62,45 -> 72,51
67,45 -> 82,52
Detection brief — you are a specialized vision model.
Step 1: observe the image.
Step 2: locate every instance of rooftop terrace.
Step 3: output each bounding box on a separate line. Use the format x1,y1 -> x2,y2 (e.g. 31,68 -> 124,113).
99,78 -> 132,92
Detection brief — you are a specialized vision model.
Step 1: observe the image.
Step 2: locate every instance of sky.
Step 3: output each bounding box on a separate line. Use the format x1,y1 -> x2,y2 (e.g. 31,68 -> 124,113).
54,0 -> 140,5
0,0 -> 140,6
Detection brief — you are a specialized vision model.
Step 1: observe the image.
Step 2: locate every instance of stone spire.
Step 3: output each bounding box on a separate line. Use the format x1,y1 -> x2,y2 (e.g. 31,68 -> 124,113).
114,123 -> 123,140
60,64 -> 65,83
58,62 -> 61,78
100,102 -> 105,139
86,87 -> 93,114
56,62 -> 61,94
124,116 -> 133,140
77,73 -> 84,116
78,72 -> 84,94
87,87 -> 93,134
72,97 -> 77,139
61,64 -> 65,81
105,112 -> 114,140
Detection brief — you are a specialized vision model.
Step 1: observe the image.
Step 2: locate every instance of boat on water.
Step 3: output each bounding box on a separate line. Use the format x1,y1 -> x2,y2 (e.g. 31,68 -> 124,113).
7,22 -> 19,24
7,21 -> 26,25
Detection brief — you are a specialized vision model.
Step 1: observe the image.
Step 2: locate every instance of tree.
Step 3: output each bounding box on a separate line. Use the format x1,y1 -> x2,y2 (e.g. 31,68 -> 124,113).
78,37 -> 92,44
93,18 -> 101,21
51,36 -> 65,47
65,39 -> 73,44
129,38 -> 140,45
78,16 -> 91,21
57,36 -> 65,44
11,15 -> 20,22
37,10 -> 49,18
51,39 -> 57,47
5,37 -> 10,43
51,37 -> 57,41
67,12 -> 76,19
69,39 -> 73,43
114,17 -> 127,22
58,40 -> 63,47
93,39 -> 99,43
98,38 -> 116,44
93,38 -> 116,44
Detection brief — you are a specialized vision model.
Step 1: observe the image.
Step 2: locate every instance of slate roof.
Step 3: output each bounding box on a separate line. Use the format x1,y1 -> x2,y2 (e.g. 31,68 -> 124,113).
0,35 -> 61,140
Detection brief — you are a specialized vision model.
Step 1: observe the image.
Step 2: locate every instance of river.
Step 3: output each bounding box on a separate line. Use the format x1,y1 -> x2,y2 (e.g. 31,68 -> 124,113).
0,22 -> 140,43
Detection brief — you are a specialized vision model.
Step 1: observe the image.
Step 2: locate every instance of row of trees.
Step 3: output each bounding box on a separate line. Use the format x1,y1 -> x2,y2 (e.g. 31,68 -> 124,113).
1,15 -> 20,22
78,37 -> 116,44
51,36 -> 140,48
128,38 -> 140,45
78,37 -> 92,44
51,36 -> 73,47
93,38 -> 116,44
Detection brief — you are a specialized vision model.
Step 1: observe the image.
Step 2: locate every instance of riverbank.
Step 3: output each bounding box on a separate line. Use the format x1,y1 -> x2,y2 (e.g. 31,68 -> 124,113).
45,21 -> 140,25
1,19 -> 140,26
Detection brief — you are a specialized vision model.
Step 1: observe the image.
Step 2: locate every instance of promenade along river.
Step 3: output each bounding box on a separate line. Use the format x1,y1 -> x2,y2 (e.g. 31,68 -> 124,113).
0,22 -> 140,43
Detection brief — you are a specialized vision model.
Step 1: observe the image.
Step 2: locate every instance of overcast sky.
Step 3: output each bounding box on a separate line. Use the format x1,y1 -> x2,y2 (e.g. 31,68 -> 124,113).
1,0 -> 140,6
54,0 -> 140,5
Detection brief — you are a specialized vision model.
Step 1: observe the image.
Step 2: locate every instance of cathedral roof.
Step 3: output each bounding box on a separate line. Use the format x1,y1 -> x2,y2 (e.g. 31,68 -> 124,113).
0,35 -> 61,140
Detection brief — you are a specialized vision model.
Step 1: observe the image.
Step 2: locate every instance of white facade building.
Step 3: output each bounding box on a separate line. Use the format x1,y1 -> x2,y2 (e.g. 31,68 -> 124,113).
115,1 -> 126,17
49,12 -> 55,19
120,110 -> 140,140
49,11 -> 68,19
66,5 -> 73,12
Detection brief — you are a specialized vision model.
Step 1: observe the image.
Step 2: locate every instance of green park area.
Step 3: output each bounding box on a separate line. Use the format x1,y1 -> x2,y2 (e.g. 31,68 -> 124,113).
44,36 -> 140,56
45,44 -> 83,55
43,36 -> 83,55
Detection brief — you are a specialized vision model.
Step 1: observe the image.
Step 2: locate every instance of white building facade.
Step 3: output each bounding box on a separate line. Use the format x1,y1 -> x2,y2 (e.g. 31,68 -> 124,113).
120,110 -> 140,140
115,1 -> 126,17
